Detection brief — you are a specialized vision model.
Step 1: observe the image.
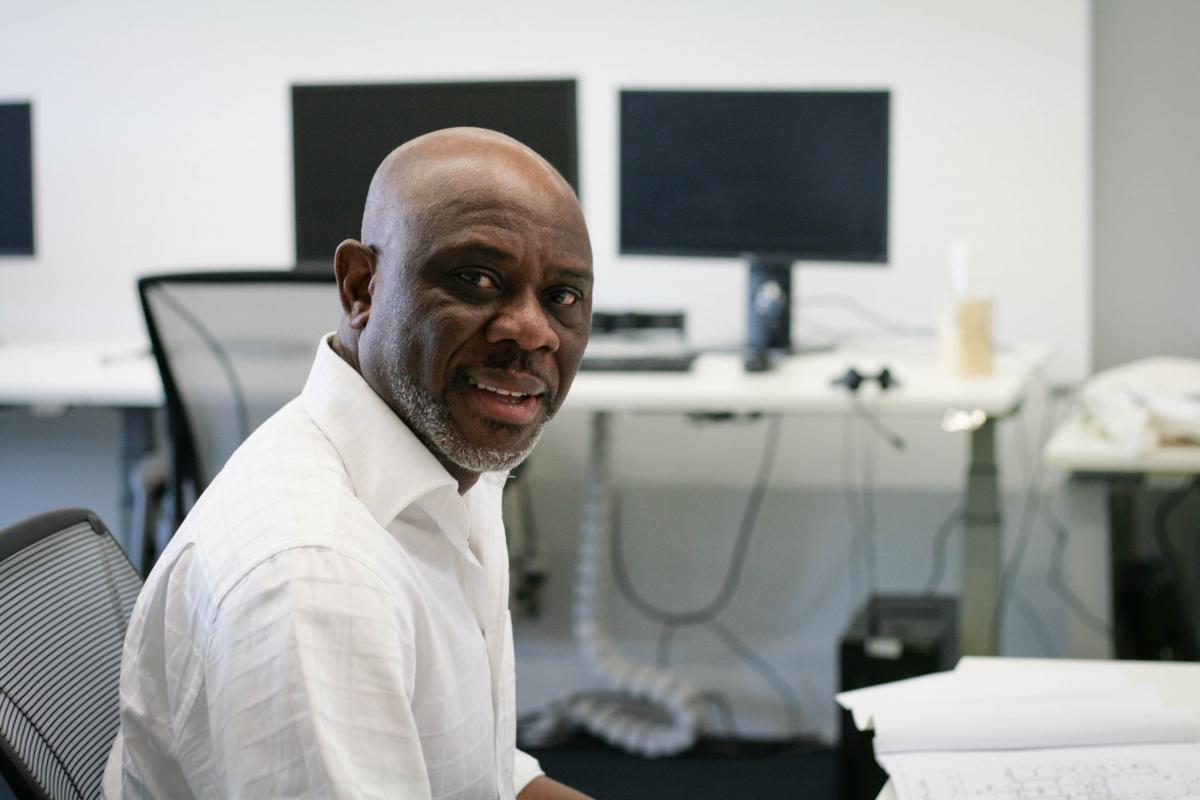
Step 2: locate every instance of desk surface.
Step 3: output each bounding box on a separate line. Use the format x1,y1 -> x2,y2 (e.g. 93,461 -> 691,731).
1044,412 -> 1200,474
877,656 -> 1200,800
0,338 -> 1048,417
566,341 -> 1047,415
0,339 -> 162,408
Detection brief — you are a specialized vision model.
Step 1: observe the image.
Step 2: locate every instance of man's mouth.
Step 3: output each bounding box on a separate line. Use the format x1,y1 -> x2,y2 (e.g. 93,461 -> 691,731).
466,376 -> 536,400
462,373 -> 547,426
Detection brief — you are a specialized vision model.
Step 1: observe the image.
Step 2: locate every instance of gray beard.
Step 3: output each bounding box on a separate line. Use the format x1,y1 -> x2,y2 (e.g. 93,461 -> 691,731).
388,372 -> 547,475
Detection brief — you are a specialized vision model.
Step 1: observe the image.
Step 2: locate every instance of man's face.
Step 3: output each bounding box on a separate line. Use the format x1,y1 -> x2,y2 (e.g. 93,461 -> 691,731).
357,154 -> 593,475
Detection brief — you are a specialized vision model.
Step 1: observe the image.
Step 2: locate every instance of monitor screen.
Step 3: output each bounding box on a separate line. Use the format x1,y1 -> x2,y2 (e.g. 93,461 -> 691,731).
292,79 -> 578,264
620,89 -> 889,263
0,102 -> 35,256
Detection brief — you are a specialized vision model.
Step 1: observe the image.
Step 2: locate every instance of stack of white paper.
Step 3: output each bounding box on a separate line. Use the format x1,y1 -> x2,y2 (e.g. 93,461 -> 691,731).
837,663 -> 1200,800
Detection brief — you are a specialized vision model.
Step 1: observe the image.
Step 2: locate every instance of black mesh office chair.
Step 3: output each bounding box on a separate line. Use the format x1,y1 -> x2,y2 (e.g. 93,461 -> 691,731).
0,509 -> 142,800
138,271 -> 340,536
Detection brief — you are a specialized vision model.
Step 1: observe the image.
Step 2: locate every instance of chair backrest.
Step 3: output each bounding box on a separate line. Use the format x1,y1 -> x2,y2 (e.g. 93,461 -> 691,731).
0,509 -> 143,800
138,271 -> 340,526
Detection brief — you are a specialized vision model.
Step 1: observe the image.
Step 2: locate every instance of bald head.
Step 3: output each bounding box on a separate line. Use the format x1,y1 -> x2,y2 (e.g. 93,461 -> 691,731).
361,127 -> 582,259
332,127 -> 593,493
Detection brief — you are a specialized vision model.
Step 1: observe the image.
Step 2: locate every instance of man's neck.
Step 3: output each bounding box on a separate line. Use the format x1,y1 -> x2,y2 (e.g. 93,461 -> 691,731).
332,330 -> 479,494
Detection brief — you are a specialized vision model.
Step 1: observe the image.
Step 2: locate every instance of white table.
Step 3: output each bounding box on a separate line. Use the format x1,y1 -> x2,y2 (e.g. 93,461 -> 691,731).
564,341 -> 1050,656
1044,411 -> 1200,659
1045,411 -> 1200,475
877,656 -> 1200,800
0,338 -> 163,561
1,337 -> 1047,653
0,339 -> 162,409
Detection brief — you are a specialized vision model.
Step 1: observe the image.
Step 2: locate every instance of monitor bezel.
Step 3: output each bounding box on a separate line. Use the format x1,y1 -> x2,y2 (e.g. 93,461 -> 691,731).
618,87 -> 890,265
291,78 -> 579,265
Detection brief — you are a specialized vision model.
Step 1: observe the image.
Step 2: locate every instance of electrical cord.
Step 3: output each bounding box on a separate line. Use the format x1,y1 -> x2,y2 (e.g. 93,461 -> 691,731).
798,294 -> 936,339
860,418 -> 882,603
1041,495 -> 1113,638
695,691 -> 739,738
610,416 -> 783,626
842,416 -> 866,605
608,415 -> 806,735
1013,593 -> 1060,657
1018,372 -> 1113,642
994,370 -> 1059,654
704,619 -> 804,734
922,506 -> 964,594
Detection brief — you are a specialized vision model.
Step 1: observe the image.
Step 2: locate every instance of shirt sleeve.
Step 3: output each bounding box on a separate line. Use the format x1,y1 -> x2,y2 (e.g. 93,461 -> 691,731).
200,547 -> 430,799
513,749 -> 544,795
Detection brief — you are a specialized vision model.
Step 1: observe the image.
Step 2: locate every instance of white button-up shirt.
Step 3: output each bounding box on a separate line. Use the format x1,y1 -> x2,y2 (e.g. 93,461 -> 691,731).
105,336 -> 542,799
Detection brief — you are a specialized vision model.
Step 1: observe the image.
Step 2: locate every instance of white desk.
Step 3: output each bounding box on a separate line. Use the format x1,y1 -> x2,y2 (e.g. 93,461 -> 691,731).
0,339 -> 163,563
0,339 -> 162,409
1,337 -> 1047,653
1044,411 -> 1200,659
566,343 -> 1044,416
877,656 -> 1200,800
565,342 -> 1049,657
1045,411 -> 1200,475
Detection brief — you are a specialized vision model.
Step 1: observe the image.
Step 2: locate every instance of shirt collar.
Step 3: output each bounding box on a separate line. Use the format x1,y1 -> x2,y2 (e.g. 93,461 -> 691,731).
300,334 -> 463,535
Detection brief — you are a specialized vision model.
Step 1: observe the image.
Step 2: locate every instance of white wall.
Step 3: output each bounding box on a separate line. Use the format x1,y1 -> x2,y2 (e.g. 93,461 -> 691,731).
1,0 -> 1090,380
1092,0 -> 1200,370
0,0 -> 1095,745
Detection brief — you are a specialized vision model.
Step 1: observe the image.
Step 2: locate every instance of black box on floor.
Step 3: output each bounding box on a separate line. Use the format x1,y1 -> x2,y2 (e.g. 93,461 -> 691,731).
837,594 -> 958,800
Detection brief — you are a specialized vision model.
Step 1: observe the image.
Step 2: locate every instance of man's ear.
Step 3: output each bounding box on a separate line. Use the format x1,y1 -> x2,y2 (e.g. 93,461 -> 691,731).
334,240 -> 377,330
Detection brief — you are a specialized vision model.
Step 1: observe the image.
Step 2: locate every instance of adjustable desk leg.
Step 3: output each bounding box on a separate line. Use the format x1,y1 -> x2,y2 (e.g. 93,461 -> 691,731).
961,418 -> 1001,655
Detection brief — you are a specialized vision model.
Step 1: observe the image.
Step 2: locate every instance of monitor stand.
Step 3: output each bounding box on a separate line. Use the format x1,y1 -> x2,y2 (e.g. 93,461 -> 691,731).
744,256 -> 836,371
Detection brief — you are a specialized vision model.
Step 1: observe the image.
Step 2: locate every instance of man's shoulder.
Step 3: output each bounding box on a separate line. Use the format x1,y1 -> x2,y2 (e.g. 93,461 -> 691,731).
163,401 -> 384,602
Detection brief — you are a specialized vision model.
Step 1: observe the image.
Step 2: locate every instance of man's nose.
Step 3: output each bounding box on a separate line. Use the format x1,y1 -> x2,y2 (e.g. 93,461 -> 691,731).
487,290 -> 560,352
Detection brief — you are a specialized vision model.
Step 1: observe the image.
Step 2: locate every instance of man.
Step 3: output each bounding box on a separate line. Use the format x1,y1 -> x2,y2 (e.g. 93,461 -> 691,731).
106,128 -> 593,799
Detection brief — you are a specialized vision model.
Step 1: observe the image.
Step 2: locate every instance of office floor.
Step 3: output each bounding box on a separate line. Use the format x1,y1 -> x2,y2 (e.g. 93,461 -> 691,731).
525,734 -> 837,799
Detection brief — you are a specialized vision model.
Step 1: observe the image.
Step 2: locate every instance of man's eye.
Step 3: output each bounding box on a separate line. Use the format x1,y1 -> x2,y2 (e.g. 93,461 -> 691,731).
545,287 -> 582,307
458,270 -> 497,290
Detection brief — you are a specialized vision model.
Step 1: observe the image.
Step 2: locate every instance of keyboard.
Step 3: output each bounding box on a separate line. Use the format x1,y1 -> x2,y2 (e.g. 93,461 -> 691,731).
579,353 -> 698,372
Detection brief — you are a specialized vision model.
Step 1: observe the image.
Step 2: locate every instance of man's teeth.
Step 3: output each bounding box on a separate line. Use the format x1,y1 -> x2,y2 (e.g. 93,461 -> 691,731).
468,377 -> 529,398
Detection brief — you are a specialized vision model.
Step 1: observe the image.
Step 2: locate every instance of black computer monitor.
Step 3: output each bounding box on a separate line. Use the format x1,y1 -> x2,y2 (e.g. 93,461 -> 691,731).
619,89 -> 890,359
0,102 -> 35,256
292,79 -> 578,266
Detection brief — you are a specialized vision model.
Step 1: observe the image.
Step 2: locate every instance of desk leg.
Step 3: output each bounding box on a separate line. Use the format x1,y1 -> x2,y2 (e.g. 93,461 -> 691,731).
119,407 -> 161,572
1106,476 -> 1143,658
961,418 -> 1001,655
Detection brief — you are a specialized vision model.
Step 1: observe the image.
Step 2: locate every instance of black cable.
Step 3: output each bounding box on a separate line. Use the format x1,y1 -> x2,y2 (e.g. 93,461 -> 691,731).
995,373 -> 1058,648
610,416 -> 783,626
656,624 -> 675,669
704,619 -> 805,733
860,418 -> 881,602
1041,493 -> 1113,638
842,416 -> 866,605
922,506 -> 964,595
848,393 -> 906,452
1013,592 -> 1060,657
695,691 -> 739,738
608,415 -> 804,734
798,294 -> 936,338
1018,373 -> 1113,642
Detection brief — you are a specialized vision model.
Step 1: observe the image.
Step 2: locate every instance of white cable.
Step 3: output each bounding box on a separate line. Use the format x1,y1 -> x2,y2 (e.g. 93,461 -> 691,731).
567,412 -> 701,757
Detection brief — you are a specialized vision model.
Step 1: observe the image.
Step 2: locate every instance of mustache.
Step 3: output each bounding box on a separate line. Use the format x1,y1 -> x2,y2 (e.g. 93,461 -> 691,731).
480,348 -> 554,387
449,347 -> 558,408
